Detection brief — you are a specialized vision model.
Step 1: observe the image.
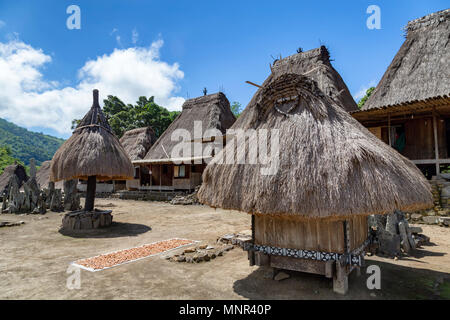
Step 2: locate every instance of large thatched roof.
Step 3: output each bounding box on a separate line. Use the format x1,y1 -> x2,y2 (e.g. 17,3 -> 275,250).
358,9 -> 450,112
0,164 -> 28,195
36,161 -> 63,189
197,73 -> 433,220
119,127 -> 157,161
50,90 -> 134,182
140,92 -> 236,163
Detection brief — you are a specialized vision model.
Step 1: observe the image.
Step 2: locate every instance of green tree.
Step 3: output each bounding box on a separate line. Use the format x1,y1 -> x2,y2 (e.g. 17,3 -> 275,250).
230,101 -> 243,118
73,95 -> 180,138
357,87 -> 375,109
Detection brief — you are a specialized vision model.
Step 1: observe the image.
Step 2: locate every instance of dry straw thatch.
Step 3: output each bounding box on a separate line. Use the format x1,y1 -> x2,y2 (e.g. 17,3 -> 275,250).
359,9 -> 450,111
36,161 -> 63,189
50,90 -> 134,182
198,71 -> 433,220
143,92 -> 236,161
119,127 -> 157,161
0,164 -> 28,195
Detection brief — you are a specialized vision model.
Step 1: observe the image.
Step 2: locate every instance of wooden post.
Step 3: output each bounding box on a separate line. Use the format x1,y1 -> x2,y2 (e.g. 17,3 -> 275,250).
433,110 -> 440,175
85,175 -> 96,212
387,113 -> 392,146
159,165 -> 162,191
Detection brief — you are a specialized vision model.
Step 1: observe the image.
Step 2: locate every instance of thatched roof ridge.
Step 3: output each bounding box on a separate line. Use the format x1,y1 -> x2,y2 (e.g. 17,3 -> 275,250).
0,164 -> 28,195
119,127 -> 157,161
50,90 -> 134,182
143,92 -> 236,161
358,9 -> 450,112
270,46 -> 358,112
197,73 -> 433,220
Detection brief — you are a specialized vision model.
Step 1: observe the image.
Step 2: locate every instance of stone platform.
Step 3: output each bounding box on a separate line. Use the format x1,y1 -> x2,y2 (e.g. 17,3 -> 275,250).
61,209 -> 113,230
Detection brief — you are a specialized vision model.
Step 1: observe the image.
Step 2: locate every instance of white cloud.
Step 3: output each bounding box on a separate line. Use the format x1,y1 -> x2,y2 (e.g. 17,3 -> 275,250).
0,20 -> 5,28
132,28 -> 139,44
353,80 -> 377,101
115,35 -> 122,47
0,39 -> 185,136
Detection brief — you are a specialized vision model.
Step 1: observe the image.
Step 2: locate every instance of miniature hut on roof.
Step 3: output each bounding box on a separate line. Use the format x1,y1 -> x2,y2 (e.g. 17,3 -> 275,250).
198,49 -> 433,294
51,89 -> 133,226
352,9 -> 450,177
132,92 -> 236,191
119,127 -> 157,190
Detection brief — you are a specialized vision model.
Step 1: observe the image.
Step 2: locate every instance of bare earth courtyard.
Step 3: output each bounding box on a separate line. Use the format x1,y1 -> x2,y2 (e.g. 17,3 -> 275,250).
1,198 -> 449,300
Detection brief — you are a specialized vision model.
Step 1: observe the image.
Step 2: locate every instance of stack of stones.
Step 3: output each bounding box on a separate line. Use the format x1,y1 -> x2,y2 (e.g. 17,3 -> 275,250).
404,174 -> 450,227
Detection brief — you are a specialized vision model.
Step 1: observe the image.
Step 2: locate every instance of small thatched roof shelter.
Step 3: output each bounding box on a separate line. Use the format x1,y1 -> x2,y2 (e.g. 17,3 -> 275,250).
51,90 -> 134,182
0,164 -> 28,195
137,92 -> 236,164
198,72 -> 433,220
36,161 -> 63,189
119,127 -> 157,161
353,9 -> 450,118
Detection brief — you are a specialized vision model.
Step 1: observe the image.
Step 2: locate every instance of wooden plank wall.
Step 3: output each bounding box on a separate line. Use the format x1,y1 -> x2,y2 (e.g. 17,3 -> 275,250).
254,215 -> 368,254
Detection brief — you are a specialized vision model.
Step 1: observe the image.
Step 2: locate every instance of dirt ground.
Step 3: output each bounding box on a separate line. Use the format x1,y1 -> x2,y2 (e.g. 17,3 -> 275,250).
0,198 -> 449,300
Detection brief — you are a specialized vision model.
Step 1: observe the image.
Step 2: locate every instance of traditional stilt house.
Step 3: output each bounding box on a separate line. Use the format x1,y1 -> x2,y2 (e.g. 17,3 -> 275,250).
118,127 -> 157,190
132,92 -> 235,191
352,9 -> 450,178
198,52 -> 433,294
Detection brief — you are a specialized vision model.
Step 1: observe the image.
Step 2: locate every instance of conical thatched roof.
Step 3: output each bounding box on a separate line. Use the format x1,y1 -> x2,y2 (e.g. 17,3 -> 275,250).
36,161 -> 63,189
0,164 -> 28,195
119,127 -> 157,161
198,73 -> 433,220
50,90 -> 134,182
358,9 -> 450,112
141,92 -> 236,162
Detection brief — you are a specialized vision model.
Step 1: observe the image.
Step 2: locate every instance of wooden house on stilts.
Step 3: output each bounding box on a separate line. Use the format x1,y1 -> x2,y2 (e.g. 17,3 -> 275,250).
352,9 -> 450,179
197,48 -> 433,294
132,92 -> 236,191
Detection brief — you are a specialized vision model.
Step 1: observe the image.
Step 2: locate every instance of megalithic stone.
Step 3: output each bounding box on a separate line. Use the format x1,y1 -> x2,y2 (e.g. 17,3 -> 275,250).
30,158 -> 36,179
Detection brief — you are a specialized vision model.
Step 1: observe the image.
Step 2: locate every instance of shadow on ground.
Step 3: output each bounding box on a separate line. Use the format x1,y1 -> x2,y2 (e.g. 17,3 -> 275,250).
58,222 -> 151,238
233,259 -> 450,300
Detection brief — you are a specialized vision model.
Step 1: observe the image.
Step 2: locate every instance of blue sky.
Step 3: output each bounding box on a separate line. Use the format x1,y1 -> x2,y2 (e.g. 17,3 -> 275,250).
0,0 -> 448,138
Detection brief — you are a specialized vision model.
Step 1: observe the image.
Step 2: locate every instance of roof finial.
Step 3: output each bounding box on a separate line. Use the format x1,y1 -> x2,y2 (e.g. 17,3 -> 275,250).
93,89 -> 99,107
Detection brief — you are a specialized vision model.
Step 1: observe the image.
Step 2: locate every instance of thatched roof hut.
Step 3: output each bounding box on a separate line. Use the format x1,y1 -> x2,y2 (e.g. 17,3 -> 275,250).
0,164 -> 28,195
50,90 -> 134,182
139,92 -> 236,164
119,127 -> 157,161
198,72 -> 433,220
51,89 -> 133,212
36,161 -> 63,189
351,9 -> 450,176
355,9 -> 449,114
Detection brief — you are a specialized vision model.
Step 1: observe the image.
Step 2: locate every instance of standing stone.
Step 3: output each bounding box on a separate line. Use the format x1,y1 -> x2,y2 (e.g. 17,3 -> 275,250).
29,158 -> 37,179
64,179 -> 80,211
398,221 -> 412,253
385,212 -> 399,235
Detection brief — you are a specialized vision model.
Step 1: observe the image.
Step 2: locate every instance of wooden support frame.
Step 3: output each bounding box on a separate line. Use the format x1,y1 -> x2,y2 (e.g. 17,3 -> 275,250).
432,109 -> 440,175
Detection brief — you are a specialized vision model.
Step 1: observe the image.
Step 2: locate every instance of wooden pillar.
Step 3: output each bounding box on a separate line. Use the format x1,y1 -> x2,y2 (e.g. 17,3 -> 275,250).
433,110 -> 440,175
85,175 -> 96,212
159,165 -> 162,191
387,113 -> 392,146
